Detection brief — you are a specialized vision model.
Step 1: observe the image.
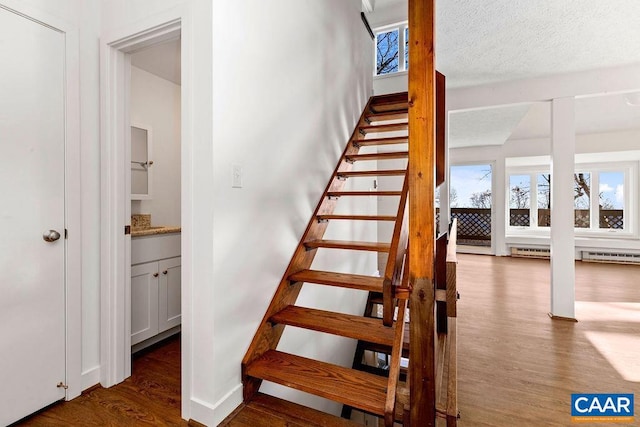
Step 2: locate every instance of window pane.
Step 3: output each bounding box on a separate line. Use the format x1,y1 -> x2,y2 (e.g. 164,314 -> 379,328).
599,171 -> 624,229
574,172 -> 590,228
537,174 -> 551,227
376,30 -> 399,75
509,175 -> 530,226
404,27 -> 409,70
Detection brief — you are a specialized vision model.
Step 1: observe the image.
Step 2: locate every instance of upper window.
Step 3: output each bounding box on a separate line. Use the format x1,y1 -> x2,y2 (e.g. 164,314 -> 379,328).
374,22 -> 408,76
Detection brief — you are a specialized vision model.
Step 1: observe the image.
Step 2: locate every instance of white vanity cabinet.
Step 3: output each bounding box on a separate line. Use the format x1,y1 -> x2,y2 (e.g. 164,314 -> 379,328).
131,233 -> 181,347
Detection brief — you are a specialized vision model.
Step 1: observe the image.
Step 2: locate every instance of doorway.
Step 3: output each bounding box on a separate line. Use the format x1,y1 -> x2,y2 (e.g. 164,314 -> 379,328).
128,38 -> 183,366
100,16 -> 187,391
450,163 -> 493,252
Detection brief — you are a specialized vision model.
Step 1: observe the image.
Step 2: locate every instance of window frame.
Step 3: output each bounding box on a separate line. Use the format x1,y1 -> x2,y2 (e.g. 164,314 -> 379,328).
373,21 -> 409,77
505,161 -> 636,238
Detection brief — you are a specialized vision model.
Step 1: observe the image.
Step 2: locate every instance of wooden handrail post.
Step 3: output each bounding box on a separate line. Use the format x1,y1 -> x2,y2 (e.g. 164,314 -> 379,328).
408,0 -> 437,426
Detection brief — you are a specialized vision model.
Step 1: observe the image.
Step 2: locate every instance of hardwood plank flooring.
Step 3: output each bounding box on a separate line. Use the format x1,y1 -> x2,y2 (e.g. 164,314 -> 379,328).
227,255 -> 640,426
455,255 -> 640,427
13,256 -> 640,426
15,335 -> 188,426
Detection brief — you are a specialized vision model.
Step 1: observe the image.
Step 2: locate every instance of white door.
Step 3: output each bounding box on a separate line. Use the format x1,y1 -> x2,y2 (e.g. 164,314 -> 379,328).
0,5 -> 66,425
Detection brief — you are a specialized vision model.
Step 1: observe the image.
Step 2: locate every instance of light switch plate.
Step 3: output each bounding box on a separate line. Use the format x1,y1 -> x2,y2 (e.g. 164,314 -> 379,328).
232,164 -> 243,188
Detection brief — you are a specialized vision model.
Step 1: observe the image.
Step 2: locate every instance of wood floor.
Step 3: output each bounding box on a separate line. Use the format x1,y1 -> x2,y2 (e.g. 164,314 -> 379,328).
455,254 -> 640,427
15,335 -> 188,426
223,255 -> 640,426
14,255 -> 640,426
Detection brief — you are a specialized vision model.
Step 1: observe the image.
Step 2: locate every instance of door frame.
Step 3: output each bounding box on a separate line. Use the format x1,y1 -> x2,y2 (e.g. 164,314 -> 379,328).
449,161 -> 497,255
99,4 -> 195,419
0,0 -> 82,401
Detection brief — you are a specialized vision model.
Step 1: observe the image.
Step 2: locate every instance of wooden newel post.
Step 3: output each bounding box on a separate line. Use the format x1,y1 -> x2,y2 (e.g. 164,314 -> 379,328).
408,0 -> 437,426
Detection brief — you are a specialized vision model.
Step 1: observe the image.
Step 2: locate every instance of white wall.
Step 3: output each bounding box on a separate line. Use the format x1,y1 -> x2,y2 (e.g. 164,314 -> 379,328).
374,72 -> 408,96
130,66 -> 181,226
102,0 -> 373,424
208,0 -> 374,423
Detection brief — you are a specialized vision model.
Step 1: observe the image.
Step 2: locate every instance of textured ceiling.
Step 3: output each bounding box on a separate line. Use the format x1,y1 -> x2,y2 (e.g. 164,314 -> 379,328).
131,3 -> 640,146
449,104 -> 531,147
450,92 -> 640,147
372,0 -> 640,146
374,0 -> 640,89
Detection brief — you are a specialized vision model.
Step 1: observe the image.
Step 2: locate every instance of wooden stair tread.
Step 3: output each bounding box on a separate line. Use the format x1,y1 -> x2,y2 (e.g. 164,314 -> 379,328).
345,151 -> 408,161
327,190 -> 402,197
353,137 -> 408,146
270,306 -> 395,346
289,269 -> 383,292
369,93 -> 409,113
246,350 -> 388,416
304,239 -> 391,252
337,169 -> 406,178
359,123 -> 408,134
317,214 -> 397,221
365,111 -> 408,122
241,393 -> 362,427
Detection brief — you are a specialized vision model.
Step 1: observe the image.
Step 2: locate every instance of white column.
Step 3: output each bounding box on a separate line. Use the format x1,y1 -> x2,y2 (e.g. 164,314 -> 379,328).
550,97 -> 576,319
493,155 -> 507,256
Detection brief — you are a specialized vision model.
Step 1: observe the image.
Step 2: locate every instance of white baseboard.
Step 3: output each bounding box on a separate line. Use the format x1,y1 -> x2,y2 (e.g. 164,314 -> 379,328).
190,383 -> 242,426
81,366 -> 101,391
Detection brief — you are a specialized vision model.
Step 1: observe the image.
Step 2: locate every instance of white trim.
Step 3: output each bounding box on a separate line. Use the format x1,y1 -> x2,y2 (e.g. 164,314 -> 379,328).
450,161 -> 496,255
100,0 -> 188,388
101,3 -> 197,422
190,384 -> 243,427
81,366 -> 101,391
362,0 -> 375,13
0,0 -> 83,402
374,70 -> 408,80
449,62 -> 640,112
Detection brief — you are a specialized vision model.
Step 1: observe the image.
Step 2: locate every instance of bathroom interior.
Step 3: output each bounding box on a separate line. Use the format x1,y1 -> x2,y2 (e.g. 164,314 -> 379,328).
128,37 -> 182,366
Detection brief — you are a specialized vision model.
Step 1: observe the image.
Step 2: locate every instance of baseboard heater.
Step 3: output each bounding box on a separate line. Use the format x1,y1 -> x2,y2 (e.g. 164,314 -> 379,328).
510,247 -> 550,259
581,251 -> 640,265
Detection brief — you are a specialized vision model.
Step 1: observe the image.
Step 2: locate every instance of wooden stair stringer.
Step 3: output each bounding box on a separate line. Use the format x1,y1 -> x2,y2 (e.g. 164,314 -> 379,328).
241,96 -> 378,401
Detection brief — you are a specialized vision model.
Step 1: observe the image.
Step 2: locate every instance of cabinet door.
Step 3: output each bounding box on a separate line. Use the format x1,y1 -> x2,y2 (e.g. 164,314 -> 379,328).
158,257 -> 181,333
131,261 -> 159,345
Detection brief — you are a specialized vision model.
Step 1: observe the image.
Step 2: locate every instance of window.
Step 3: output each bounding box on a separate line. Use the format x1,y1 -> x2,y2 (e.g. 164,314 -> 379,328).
598,171 -> 625,230
374,22 -> 408,76
574,172 -> 590,228
507,164 -> 633,235
509,175 -> 530,226
450,164 -> 493,247
537,173 -> 551,227
404,27 -> 409,70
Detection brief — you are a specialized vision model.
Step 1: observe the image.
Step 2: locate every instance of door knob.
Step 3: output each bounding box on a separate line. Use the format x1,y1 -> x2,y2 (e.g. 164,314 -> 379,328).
43,230 -> 61,242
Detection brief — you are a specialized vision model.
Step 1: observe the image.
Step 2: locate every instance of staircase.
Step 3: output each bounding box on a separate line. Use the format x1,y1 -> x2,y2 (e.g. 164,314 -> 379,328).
241,92 -> 412,426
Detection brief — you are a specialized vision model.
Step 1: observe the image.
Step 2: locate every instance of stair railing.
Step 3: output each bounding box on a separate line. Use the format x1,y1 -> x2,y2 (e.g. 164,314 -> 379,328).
382,171 -> 410,326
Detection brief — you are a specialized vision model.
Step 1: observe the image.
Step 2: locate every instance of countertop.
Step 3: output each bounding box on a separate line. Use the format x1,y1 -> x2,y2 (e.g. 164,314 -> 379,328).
131,225 -> 181,237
